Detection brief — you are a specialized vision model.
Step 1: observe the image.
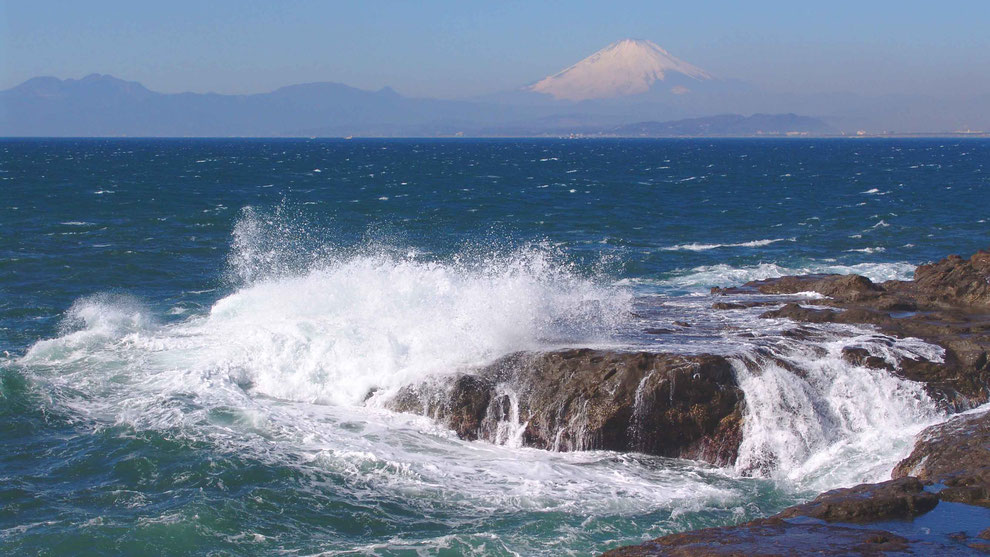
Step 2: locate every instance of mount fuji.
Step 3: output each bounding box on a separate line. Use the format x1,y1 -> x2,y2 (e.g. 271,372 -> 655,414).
527,39 -> 717,101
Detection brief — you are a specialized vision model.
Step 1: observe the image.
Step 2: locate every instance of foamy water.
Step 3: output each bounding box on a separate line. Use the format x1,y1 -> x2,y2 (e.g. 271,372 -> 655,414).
19,210 -> 942,501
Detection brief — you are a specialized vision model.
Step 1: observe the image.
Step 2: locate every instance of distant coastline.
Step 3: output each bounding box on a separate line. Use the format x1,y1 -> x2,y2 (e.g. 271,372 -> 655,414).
2,73 -> 987,138
2,133 -> 988,139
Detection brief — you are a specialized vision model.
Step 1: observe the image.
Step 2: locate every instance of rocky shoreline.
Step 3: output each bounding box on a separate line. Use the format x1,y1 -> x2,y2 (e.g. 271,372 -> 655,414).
608,248 -> 990,555
384,249 -> 990,555
717,249 -> 990,410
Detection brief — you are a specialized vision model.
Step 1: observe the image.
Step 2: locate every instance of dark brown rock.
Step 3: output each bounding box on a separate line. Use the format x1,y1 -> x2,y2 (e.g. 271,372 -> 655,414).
711,301 -> 747,310
776,477 -> 938,523
739,273 -> 883,301
913,250 -> 990,309
811,274 -> 884,301
387,349 -> 744,465
734,250 -> 990,310
387,374 -> 495,441
711,300 -> 777,310
893,409 -> 990,508
841,346 -> 896,371
760,302 -> 838,323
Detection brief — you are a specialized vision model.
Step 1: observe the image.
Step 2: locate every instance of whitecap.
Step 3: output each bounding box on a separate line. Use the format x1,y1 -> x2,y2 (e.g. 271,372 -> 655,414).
661,238 -> 795,252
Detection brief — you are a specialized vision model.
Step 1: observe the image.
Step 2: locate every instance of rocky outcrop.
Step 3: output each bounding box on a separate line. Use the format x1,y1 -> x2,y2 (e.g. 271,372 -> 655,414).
912,250 -> 990,309
387,349 -> 744,465
713,249 -> 990,409
715,249 -> 990,310
893,408 -> 990,507
757,300 -> 990,409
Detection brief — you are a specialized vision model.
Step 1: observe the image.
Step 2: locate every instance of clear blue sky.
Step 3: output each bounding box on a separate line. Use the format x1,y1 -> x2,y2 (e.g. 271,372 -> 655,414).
2,0 -> 989,98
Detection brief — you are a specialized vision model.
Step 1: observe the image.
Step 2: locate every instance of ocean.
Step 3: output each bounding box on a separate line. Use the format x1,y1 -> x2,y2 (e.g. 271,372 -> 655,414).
1,138 -> 988,555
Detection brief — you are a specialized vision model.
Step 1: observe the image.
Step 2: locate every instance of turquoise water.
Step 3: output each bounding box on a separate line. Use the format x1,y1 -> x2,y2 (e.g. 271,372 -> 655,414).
1,138 -> 987,554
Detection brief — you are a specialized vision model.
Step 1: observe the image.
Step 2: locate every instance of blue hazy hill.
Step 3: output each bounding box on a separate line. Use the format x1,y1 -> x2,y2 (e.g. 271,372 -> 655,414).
0,74 -> 836,137
0,74 -> 495,136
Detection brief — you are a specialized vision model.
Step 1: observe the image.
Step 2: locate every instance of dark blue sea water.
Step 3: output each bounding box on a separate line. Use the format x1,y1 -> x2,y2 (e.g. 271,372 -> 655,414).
1,138 -> 988,555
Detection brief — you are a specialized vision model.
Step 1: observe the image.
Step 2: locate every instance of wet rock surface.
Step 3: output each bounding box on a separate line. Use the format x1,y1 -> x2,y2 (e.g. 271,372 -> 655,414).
387,349 -> 744,465
717,249 -> 990,310
602,520 -> 925,556
601,518 -> 988,556
603,477 -> 989,556
893,408 -> 990,508
774,477 -> 938,523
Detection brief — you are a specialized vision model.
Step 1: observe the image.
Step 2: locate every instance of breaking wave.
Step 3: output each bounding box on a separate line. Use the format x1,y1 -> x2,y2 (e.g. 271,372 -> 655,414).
22,207 -> 632,409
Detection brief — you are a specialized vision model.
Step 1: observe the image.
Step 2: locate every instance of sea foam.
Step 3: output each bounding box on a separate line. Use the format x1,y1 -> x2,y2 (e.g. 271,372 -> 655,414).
203,249 -> 629,405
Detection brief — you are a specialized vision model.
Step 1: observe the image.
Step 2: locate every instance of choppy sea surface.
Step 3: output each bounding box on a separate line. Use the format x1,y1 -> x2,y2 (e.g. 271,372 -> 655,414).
1,138 -> 988,555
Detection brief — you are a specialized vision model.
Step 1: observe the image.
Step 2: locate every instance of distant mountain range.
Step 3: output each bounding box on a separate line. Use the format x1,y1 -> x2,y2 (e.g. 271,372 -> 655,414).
0,74 -> 485,137
1,38 -> 987,137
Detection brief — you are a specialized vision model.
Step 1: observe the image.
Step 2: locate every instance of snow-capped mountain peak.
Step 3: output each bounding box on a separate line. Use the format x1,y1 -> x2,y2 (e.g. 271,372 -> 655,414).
528,39 -> 712,101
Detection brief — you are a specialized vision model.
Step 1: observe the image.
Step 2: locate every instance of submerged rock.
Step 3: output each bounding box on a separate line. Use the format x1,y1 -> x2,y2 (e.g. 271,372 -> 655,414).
603,478 -> 958,555
600,518 -> 975,556
387,349 -> 744,465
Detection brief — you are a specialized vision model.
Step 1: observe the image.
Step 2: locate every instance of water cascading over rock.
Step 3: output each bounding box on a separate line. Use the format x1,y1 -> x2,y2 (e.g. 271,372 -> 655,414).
385,349 -> 744,465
